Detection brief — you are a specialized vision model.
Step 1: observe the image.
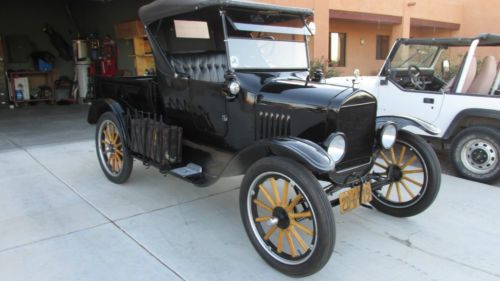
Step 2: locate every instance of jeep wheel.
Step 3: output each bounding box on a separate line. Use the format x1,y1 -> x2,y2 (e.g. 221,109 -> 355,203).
96,112 -> 133,184
240,157 -> 335,277
450,126 -> 500,183
371,131 -> 441,217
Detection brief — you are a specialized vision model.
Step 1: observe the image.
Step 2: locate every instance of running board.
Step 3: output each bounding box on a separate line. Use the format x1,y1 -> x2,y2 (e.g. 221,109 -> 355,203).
170,163 -> 203,178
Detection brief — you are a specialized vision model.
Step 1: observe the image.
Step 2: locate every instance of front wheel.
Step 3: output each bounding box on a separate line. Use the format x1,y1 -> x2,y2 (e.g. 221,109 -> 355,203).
240,157 -> 335,277
370,131 -> 441,217
450,126 -> 500,183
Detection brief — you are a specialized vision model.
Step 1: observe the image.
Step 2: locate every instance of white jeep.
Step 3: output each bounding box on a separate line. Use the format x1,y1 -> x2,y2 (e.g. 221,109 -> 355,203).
328,33 -> 500,183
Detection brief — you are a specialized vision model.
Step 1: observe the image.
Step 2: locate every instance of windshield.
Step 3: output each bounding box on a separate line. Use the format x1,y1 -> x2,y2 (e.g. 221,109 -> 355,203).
391,44 -> 441,69
225,11 -> 310,70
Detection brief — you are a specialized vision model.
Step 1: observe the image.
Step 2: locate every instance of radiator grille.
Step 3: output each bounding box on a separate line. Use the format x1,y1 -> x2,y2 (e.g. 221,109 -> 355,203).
336,102 -> 377,170
256,111 -> 291,139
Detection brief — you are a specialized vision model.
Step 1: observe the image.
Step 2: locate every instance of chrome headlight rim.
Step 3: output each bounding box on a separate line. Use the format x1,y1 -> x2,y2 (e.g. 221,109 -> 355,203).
380,122 -> 398,150
324,132 -> 347,163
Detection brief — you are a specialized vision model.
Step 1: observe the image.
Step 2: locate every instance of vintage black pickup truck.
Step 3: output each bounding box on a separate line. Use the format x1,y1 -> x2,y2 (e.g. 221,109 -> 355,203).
87,0 -> 441,276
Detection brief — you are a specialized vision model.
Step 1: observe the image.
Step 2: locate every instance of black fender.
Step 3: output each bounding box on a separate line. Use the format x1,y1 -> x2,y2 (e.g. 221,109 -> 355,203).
221,137 -> 335,177
87,98 -> 129,144
443,109 -> 500,139
377,115 -> 440,136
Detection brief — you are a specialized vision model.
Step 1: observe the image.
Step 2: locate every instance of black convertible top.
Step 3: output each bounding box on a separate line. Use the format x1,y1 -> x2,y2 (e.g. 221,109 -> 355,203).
399,33 -> 500,47
139,0 -> 314,25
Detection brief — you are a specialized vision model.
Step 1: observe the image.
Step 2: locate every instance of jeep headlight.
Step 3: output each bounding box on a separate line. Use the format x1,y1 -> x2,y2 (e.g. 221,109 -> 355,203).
380,122 -> 398,149
325,133 -> 347,163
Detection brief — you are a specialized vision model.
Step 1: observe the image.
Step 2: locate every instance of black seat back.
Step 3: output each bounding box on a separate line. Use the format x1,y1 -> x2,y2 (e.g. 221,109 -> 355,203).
168,53 -> 228,83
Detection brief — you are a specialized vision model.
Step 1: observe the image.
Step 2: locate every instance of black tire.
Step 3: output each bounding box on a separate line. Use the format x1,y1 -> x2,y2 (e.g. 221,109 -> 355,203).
95,112 -> 133,184
450,126 -> 500,183
371,131 -> 441,217
239,156 -> 335,277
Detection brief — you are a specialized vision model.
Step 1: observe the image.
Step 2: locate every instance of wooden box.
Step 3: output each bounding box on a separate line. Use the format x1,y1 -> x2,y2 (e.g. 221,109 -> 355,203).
133,37 -> 152,55
115,20 -> 146,39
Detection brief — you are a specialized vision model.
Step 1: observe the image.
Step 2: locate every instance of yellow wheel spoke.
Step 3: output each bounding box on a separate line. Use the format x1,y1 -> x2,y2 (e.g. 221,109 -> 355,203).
115,150 -> 123,157
255,216 -> 272,223
253,199 -> 273,212
285,230 -> 296,257
270,178 -> 280,206
264,225 -> 278,240
398,146 -> 407,165
403,169 -> 424,175
277,229 -> 285,253
385,183 -> 394,199
258,184 -> 275,207
403,176 -> 423,187
401,155 -> 417,169
390,147 -> 397,164
291,220 -> 314,236
290,226 -> 309,252
288,211 -> 312,220
396,182 -> 403,202
400,180 -> 415,198
375,162 -> 388,169
286,194 -> 302,212
380,151 -> 392,165
282,181 -> 289,208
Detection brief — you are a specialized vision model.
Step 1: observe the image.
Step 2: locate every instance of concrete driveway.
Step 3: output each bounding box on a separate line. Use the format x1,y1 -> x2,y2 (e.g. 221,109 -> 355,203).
0,105 -> 499,281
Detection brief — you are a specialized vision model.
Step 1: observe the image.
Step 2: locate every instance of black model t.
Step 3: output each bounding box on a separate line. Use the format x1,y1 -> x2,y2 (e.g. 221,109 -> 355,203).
87,0 -> 441,276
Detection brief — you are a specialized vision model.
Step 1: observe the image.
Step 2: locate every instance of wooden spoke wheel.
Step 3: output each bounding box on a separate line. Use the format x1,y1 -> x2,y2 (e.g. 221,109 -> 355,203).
240,157 -> 335,277
96,112 -> 133,184
370,131 -> 441,217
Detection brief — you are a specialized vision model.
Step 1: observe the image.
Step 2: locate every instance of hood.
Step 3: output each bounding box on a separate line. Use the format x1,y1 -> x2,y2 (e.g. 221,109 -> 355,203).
257,80 -> 355,110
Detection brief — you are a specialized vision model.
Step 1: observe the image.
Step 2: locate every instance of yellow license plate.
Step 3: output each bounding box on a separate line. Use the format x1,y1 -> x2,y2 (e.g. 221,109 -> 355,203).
339,182 -> 373,214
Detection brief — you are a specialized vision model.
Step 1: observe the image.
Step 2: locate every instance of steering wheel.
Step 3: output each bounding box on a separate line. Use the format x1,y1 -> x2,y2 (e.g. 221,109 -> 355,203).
408,65 -> 426,90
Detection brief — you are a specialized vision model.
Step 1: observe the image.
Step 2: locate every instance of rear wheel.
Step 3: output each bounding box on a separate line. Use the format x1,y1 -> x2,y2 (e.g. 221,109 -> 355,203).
95,112 -> 133,184
450,126 -> 500,183
240,157 -> 335,277
371,131 -> 441,217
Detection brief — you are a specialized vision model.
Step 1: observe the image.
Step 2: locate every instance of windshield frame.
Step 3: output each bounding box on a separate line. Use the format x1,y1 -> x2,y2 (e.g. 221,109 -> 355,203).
381,40 -> 444,76
221,10 -> 311,71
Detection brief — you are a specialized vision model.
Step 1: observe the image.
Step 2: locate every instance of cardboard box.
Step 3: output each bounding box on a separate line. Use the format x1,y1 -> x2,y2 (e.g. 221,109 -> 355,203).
115,20 -> 146,39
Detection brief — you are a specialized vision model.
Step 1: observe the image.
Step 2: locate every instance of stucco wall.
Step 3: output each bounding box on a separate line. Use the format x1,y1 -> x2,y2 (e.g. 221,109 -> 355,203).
330,19 -> 394,75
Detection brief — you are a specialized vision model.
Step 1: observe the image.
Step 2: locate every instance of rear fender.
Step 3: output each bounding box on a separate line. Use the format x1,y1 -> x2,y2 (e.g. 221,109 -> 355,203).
377,115 -> 440,136
222,137 -> 335,177
88,98 -> 128,144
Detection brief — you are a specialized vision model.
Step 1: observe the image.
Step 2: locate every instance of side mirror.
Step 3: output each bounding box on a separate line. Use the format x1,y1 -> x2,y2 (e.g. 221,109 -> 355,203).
442,60 -> 451,75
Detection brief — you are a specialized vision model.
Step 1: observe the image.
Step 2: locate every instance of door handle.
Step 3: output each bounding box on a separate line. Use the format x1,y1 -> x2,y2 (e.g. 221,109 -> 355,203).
423,98 -> 434,104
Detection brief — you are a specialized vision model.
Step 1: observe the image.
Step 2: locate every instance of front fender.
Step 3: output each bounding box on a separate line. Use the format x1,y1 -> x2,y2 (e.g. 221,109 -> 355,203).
377,115 -> 440,136
222,137 -> 335,177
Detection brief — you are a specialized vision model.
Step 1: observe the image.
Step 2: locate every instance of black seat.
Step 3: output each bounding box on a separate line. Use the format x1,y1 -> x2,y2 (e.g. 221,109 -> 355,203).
168,53 -> 228,83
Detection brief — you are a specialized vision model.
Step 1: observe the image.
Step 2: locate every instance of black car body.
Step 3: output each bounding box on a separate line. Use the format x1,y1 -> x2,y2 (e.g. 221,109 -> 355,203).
87,0 -> 440,276
89,0 -> 379,186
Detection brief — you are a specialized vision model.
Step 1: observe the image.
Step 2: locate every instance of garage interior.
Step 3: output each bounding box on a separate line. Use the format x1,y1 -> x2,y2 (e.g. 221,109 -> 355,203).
0,0 -> 156,148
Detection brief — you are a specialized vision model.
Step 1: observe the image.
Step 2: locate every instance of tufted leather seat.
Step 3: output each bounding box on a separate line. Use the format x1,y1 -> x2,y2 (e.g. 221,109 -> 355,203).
168,53 -> 228,83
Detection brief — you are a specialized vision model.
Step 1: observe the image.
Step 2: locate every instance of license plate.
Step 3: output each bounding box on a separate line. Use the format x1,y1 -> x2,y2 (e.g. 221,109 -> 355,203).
339,182 -> 373,214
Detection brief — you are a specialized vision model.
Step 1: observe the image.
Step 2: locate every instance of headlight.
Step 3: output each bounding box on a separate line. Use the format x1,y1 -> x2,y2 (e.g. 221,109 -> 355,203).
324,133 -> 347,163
228,81 -> 240,95
380,123 -> 398,149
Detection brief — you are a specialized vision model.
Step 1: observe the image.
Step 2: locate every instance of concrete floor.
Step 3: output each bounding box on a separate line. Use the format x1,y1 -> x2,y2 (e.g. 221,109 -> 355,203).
0,105 -> 499,281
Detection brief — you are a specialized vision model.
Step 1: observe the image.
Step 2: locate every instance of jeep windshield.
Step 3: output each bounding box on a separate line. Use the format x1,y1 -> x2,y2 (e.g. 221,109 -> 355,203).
225,11 -> 310,70
391,44 -> 441,69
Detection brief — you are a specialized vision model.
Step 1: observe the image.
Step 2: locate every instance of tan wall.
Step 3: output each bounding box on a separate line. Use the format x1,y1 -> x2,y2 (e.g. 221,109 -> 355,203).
256,0 -> 499,74
330,19 -> 393,75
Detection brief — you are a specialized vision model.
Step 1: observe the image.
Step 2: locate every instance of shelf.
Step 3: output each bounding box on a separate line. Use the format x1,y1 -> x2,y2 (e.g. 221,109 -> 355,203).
13,98 -> 52,103
9,71 -> 53,76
